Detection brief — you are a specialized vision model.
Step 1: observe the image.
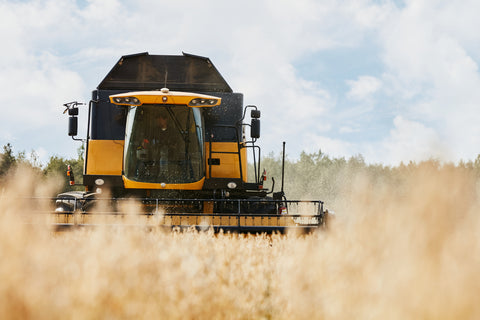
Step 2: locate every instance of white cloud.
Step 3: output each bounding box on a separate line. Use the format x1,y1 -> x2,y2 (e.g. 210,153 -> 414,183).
1,0 -> 480,166
368,116 -> 446,164
374,0 -> 480,163
0,52 -> 85,135
339,126 -> 356,134
303,134 -> 355,159
347,76 -> 382,100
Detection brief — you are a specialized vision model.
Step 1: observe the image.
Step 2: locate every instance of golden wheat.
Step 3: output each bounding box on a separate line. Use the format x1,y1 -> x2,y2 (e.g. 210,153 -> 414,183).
1,164 -> 480,319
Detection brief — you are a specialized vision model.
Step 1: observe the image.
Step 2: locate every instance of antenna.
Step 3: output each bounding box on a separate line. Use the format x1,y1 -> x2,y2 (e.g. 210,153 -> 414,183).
273,141 -> 286,201
164,69 -> 168,89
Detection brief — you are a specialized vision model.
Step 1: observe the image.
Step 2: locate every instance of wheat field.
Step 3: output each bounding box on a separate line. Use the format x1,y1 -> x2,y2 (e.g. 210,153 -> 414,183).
1,164 -> 480,319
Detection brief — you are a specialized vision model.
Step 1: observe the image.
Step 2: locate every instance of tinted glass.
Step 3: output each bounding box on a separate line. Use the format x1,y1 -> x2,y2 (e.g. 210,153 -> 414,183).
124,105 -> 204,184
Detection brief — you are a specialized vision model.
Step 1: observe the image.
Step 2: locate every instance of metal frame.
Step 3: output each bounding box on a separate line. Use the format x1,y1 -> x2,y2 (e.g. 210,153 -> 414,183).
51,196 -> 326,234
206,117 -> 262,187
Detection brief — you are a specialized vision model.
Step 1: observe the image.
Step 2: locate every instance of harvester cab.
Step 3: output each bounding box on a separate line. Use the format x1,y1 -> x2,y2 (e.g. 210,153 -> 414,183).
55,52 -> 327,233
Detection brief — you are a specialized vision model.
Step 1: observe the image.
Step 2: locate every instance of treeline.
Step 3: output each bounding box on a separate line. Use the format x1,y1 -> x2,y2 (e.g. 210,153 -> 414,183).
253,150 -> 480,205
3,143 -> 480,203
0,143 -> 84,192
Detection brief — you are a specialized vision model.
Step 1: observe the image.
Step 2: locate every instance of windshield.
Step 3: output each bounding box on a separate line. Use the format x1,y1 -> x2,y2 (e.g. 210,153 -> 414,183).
124,104 -> 204,184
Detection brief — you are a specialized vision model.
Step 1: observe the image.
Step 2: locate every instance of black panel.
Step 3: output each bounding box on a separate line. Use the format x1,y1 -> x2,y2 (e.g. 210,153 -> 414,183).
98,52 -> 232,92
90,90 -> 128,140
83,175 -> 124,187
203,92 -> 243,142
208,158 -> 220,165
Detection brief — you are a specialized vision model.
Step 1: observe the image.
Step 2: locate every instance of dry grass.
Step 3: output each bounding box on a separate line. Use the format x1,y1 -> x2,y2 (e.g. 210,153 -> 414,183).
1,164 -> 480,319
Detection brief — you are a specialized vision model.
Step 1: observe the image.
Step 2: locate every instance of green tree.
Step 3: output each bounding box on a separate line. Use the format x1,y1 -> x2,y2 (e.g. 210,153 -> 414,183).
0,143 -> 16,178
43,145 -> 84,192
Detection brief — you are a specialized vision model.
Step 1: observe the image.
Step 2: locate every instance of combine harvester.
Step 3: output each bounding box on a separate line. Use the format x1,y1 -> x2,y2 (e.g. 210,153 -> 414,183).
55,52 -> 328,233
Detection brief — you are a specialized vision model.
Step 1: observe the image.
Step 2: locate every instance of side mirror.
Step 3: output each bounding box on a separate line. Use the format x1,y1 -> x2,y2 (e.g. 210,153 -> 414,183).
251,109 -> 261,119
68,116 -> 78,136
68,107 -> 79,116
251,118 -> 260,139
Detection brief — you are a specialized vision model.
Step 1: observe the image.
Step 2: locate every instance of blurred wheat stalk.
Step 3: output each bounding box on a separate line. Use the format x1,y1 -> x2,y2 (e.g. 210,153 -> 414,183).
1,164 -> 480,319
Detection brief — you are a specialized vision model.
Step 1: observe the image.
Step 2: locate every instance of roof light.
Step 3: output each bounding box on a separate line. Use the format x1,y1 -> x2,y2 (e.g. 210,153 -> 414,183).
111,96 -> 142,106
189,98 -> 218,106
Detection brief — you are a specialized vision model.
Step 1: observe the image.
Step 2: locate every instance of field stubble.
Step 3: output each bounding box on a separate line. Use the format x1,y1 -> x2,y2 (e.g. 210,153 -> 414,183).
1,164 -> 480,319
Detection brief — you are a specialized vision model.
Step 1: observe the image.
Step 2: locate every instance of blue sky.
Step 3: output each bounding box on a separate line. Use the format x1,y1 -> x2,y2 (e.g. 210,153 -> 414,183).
1,0 -> 480,165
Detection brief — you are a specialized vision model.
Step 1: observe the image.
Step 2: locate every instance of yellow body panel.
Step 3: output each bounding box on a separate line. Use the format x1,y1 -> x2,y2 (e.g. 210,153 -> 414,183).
55,211 -> 298,228
86,140 -> 124,175
205,142 -> 247,181
123,176 -> 205,190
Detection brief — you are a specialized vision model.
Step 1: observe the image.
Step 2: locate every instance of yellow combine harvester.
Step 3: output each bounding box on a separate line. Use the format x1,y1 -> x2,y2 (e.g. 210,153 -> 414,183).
55,52 -> 327,233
